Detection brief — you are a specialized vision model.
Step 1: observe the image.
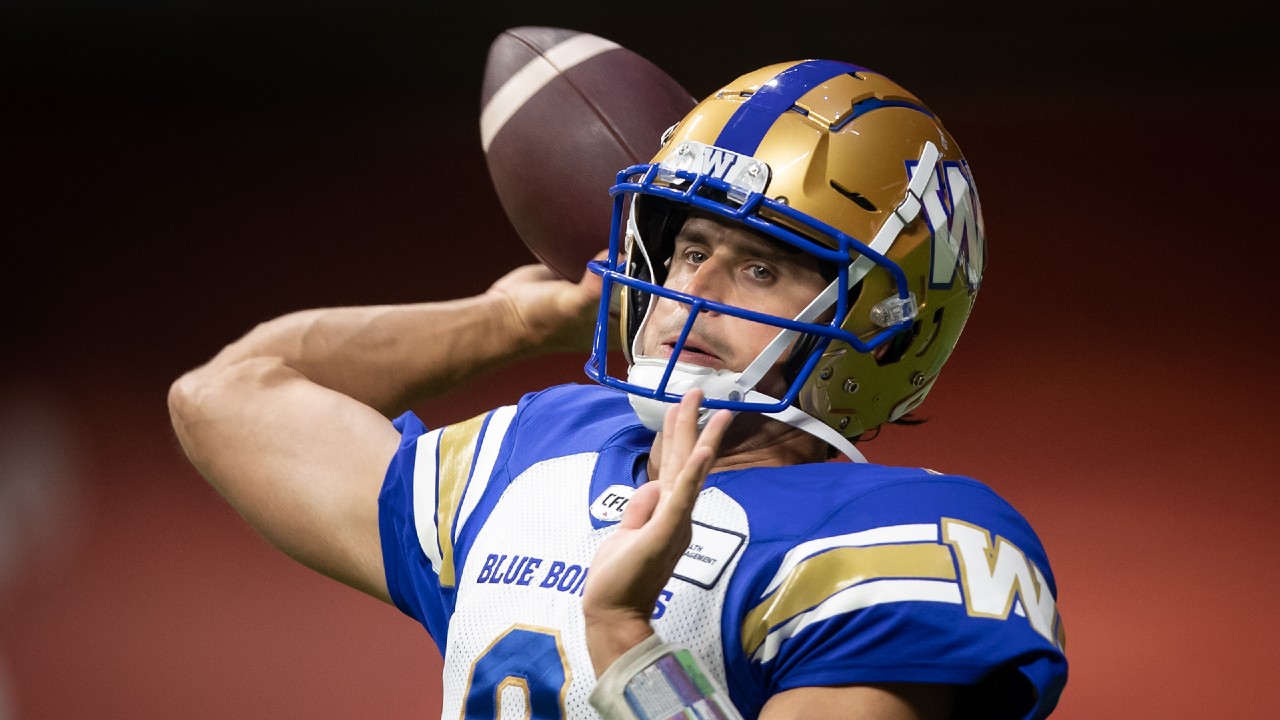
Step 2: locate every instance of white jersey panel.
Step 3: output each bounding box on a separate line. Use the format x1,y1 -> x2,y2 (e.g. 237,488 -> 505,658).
441,454 -> 750,720
443,451 -> 602,719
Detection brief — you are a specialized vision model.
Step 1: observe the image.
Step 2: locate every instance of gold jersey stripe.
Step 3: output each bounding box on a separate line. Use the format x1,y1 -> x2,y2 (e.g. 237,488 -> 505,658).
435,412 -> 487,587
742,542 -> 957,656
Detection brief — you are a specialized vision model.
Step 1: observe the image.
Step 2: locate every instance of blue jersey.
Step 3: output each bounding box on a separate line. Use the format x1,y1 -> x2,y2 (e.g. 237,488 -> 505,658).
379,384 -> 1066,718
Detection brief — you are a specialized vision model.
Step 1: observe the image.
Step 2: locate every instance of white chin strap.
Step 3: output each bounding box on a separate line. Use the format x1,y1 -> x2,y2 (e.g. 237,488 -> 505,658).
627,358 -> 867,463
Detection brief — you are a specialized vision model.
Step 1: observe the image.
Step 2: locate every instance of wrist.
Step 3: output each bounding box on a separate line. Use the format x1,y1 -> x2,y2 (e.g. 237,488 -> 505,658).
477,290 -> 538,354
588,635 -> 746,720
485,277 -> 597,357
584,612 -> 655,678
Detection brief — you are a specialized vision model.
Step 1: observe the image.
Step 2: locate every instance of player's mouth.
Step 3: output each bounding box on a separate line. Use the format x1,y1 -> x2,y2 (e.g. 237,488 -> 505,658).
660,338 -> 725,369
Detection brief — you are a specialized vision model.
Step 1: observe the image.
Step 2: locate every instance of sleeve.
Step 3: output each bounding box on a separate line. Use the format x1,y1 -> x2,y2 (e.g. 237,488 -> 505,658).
376,406 -> 519,652
733,476 -> 1067,720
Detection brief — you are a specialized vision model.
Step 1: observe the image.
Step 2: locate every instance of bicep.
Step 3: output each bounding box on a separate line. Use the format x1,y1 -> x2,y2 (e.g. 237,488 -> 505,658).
170,356 -> 401,602
759,683 -> 955,720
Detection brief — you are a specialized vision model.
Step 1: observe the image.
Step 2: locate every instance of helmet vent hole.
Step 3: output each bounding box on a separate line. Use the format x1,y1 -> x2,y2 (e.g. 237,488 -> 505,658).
829,180 -> 878,212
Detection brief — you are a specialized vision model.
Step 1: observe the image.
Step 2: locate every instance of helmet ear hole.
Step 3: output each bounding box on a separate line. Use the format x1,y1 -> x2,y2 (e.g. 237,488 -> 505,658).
912,307 -> 945,358
874,321 -> 921,366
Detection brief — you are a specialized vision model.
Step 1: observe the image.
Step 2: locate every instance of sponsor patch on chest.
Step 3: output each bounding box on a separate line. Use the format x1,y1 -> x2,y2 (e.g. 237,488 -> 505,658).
673,521 -> 745,589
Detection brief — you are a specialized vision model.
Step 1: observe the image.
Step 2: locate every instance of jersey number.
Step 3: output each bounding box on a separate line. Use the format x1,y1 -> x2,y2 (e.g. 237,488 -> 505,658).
464,625 -> 572,719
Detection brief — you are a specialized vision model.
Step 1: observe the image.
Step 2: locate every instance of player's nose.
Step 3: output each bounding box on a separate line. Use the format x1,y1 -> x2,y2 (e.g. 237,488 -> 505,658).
678,261 -> 732,313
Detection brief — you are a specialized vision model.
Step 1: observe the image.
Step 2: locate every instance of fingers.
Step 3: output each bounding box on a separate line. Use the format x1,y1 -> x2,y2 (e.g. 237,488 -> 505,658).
651,390 -> 734,530
697,406 -> 733,459
659,391 -> 702,488
577,249 -> 610,291
659,390 -> 730,481
660,391 -> 701,474
668,406 -> 731,508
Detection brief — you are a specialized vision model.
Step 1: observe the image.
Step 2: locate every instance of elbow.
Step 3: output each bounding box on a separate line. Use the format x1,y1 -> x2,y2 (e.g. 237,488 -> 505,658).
166,355 -> 288,483
167,356 -> 261,455
168,366 -> 211,481
167,321 -> 283,440
167,369 -> 200,435
168,353 -> 291,442
168,364 -> 219,453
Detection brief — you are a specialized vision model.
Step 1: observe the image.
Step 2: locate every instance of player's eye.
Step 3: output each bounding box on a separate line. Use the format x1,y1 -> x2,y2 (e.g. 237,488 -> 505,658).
684,249 -> 708,264
748,264 -> 773,281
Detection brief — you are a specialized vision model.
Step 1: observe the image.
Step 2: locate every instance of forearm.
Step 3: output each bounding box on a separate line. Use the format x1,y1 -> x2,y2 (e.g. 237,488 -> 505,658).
167,264 -> 596,600
165,290 -> 538,596
209,292 -> 537,417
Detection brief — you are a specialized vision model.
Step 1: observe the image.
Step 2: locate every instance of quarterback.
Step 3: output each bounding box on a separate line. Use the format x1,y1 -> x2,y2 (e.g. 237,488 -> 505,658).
170,59 -> 1067,718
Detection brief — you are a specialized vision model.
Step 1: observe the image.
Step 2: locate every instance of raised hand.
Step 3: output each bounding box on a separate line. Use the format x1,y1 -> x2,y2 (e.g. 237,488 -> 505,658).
581,389 -> 734,676
485,260 -> 604,355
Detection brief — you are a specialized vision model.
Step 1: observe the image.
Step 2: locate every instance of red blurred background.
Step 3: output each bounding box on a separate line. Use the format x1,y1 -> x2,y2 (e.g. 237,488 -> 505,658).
2,2 -> 1276,718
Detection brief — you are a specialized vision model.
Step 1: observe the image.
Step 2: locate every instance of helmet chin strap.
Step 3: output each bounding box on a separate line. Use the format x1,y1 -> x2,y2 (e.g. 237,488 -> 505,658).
627,358 -> 867,463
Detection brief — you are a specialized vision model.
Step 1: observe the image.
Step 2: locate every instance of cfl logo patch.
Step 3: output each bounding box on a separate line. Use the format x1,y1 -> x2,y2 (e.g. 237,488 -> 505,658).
590,484 -> 634,522
912,159 -> 985,291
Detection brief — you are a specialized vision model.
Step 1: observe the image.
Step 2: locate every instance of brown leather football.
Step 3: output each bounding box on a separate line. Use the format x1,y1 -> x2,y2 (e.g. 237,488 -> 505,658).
480,27 -> 695,279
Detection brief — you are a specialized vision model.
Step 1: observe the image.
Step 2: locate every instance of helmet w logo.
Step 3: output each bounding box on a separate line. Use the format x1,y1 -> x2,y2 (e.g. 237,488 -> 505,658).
701,147 -> 740,179
912,159 -> 985,292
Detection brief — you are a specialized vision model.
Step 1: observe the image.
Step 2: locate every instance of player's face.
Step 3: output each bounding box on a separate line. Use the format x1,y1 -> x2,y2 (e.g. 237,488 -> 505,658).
638,214 -> 829,391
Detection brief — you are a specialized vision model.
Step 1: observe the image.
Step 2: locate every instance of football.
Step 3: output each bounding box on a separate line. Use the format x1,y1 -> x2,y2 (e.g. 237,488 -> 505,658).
480,27 -> 696,280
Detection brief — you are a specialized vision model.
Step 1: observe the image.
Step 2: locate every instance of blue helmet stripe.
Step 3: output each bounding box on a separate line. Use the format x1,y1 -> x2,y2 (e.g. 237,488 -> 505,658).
713,59 -> 864,155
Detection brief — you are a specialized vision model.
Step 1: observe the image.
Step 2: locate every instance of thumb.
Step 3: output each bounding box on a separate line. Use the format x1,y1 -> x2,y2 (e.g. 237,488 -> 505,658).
618,481 -> 660,530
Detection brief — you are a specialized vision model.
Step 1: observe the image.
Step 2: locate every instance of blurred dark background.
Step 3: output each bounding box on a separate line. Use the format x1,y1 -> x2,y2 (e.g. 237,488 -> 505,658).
2,2 -> 1276,718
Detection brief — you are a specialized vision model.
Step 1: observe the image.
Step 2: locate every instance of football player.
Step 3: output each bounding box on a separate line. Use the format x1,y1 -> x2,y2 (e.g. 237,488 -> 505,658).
170,59 -> 1067,719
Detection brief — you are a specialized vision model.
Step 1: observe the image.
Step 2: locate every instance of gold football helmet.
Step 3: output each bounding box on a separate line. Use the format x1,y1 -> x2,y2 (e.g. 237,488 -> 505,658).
586,60 -> 985,458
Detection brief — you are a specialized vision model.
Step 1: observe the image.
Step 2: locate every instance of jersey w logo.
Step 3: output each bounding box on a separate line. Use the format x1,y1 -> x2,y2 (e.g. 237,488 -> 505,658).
943,519 -> 1064,648
742,519 -> 1063,664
